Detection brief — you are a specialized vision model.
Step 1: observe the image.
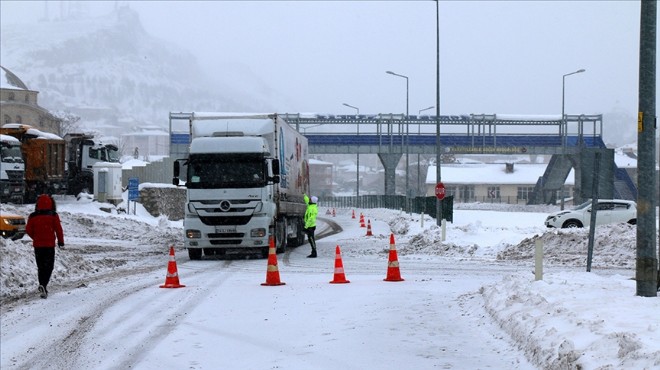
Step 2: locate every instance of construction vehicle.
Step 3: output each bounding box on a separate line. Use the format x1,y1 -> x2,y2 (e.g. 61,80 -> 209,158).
0,134 -> 25,203
0,124 -> 120,203
64,133 -> 120,196
0,124 -> 66,203
172,112 -> 309,260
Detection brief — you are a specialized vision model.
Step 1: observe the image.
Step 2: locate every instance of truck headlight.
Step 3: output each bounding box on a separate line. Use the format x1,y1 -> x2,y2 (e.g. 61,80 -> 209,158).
186,229 -> 201,239
251,228 -> 266,237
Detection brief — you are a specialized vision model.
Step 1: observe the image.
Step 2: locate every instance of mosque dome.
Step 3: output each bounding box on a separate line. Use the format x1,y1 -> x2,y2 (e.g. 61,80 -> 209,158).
0,65 -> 29,90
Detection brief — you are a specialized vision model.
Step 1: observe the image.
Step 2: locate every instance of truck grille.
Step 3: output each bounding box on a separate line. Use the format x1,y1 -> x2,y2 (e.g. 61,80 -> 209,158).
199,215 -> 252,226
6,170 -> 24,182
209,240 -> 244,245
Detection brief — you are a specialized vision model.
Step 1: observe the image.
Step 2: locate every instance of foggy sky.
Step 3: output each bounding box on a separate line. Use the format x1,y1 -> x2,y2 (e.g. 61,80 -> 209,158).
0,1 -> 653,118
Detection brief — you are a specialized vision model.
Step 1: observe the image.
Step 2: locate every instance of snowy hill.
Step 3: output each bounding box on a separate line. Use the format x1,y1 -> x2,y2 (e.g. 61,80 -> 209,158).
0,6 -> 271,130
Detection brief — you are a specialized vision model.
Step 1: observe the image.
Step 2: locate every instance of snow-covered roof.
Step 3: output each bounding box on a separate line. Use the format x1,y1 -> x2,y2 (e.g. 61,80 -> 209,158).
426,164 -> 575,185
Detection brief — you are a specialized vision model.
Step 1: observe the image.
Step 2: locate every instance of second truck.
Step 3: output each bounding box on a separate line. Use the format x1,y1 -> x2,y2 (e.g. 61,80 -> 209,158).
0,124 -> 120,203
172,112 -> 310,259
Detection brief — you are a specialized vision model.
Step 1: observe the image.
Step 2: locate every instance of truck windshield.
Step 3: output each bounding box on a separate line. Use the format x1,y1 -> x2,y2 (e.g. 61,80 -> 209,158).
89,146 -> 120,163
187,154 -> 265,189
0,145 -> 23,163
105,145 -> 120,162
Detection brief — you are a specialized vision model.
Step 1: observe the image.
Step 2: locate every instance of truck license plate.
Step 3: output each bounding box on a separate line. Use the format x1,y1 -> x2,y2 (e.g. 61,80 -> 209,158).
215,226 -> 236,233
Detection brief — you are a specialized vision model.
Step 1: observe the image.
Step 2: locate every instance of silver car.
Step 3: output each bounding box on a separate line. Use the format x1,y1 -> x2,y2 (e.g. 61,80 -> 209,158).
544,199 -> 637,228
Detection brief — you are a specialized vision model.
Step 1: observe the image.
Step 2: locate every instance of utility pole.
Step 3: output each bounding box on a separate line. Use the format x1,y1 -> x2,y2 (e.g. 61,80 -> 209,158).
435,0 -> 443,226
636,0 -> 657,297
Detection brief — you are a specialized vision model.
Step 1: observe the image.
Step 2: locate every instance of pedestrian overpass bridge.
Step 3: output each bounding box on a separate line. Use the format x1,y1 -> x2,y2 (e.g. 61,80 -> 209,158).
281,113 -> 636,204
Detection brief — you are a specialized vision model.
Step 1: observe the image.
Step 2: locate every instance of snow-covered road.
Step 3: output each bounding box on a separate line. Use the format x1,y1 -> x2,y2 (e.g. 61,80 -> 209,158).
2,197 -> 658,369
2,250 -> 536,369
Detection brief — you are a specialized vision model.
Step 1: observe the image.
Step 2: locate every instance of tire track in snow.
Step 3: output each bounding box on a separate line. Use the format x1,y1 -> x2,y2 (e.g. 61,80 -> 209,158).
12,260 -> 234,370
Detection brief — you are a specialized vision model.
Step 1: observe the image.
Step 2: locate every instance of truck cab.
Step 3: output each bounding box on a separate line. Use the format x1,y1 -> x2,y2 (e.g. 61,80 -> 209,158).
0,134 -> 25,203
65,133 -> 120,196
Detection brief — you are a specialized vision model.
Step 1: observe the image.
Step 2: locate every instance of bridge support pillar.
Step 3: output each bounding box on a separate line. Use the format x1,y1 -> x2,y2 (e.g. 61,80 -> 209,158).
378,153 -> 402,195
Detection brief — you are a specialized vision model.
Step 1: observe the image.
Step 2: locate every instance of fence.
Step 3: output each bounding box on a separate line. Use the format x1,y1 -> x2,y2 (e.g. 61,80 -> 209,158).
121,157 -> 175,189
320,195 -> 454,222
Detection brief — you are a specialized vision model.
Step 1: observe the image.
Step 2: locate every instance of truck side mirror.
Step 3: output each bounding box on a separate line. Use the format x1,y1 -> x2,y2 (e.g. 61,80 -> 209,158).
172,161 -> 180,186
271,159 -> 280,176
271,175 -> 280,184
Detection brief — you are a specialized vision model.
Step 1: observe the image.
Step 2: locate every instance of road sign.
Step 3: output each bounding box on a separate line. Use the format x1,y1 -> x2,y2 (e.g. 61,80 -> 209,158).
435,182 -> 445,200
128,177 -> 139,201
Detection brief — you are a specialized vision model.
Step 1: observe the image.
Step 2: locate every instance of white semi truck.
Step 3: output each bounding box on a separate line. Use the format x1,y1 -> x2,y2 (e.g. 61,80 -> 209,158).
172,113 -> 309,259
0,134 -> 25,203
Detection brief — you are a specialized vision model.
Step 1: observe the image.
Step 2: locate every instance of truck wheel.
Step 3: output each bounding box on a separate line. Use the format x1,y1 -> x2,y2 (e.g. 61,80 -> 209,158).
295,218 -> 305,247
276,219 -> 287,253
188,248 -> 202,260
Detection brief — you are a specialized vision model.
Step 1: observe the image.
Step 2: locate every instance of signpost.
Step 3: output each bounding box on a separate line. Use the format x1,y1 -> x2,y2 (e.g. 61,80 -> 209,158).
434,182 -> 446,241
128,177 -> 139,215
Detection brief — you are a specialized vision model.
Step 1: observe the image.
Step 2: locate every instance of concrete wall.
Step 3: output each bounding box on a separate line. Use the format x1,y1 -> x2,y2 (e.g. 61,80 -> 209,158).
138,186 -> 185,221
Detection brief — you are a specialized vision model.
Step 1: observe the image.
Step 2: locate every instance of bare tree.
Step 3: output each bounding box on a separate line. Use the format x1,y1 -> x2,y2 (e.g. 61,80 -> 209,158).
51,110 -> 81,136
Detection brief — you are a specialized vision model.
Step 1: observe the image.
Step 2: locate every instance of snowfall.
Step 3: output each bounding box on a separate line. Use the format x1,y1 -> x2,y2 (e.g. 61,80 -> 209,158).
1,192 -> 659,370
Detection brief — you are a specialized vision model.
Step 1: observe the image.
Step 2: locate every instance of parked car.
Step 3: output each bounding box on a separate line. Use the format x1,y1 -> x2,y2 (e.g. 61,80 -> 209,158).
0,211 -> 26,240
544,199 -> 637,228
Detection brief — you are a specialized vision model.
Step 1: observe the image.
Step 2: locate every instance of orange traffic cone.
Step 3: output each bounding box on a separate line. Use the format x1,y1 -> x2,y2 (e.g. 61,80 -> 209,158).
330,245 -> 350,284
352,209 -> 356,219
261,236 -> 285,286
359,213 -> 366,228
160,246 -> 185,288
384,233 -> 404,282
332,208 -> 336,217
366,219 -> 373,236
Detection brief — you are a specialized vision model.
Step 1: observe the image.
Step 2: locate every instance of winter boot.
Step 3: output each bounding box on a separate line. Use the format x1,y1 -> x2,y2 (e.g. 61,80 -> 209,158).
307,248 -> 317,258
38,285 -> 48,299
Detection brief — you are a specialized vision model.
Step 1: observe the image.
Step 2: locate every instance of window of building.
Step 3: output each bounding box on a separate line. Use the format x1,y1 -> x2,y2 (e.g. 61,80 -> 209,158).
24,94 -> 30,103
15,115 -> 22,124
487,186 -> 500,199
459,185 -> 475,202
446,186 -> 457,198
8,92 -> 15,101
3,115 -> 10,124
517,186 -> 534,200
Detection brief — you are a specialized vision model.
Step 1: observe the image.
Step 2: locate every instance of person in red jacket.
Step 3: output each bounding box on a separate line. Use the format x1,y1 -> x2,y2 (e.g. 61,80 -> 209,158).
26,194 -> 64,299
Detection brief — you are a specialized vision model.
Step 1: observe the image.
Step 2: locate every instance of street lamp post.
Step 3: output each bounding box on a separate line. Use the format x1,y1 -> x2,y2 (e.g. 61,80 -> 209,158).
418,106 -> 434,195
386,70 -> 409,197
343,103 -> 360,198
561,68 -> 586,209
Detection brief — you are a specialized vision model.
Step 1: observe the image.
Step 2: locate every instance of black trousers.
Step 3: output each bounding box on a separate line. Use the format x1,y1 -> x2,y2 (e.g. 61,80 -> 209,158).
34,248 -> 55,288
304,227 -> 316,249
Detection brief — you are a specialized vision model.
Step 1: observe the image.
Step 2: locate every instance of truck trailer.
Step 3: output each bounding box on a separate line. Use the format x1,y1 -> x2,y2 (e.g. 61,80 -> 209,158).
172,112 -> 309,260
